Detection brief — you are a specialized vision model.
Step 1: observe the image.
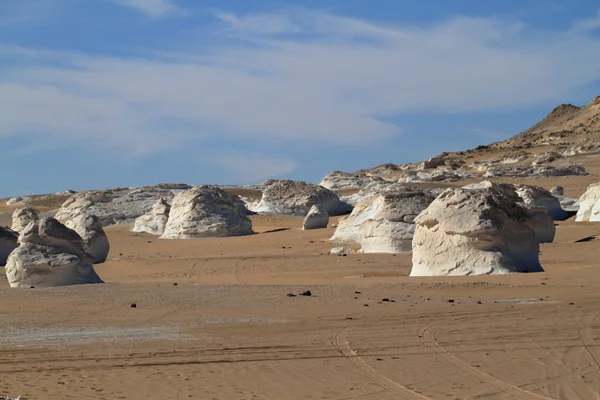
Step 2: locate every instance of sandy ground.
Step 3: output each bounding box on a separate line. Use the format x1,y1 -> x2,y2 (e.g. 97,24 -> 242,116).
1,211 -> 600,400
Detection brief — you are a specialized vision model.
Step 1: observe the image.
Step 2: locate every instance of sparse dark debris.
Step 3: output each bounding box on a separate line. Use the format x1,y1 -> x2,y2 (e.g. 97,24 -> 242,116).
130,303 -> 137,308
447,299 -> 455,303
382,298 -> 390,302
363,304 -> 369,307
287,293 -> 296,297
477,301 -> 482,304
355,291 -> 361,294
173,283 -> 178,286
300,290 -> 312,297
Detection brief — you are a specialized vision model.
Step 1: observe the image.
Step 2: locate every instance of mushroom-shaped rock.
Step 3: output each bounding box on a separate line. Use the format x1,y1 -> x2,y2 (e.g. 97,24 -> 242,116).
11,207 -> 39,232
576,183 -> 600,222
0,227 -> 19,266
252,180 -> 348,216
65,214 -> 110,263
5,218 -> 103,287
160,186 -> 253,239
133,199 -> 171,235
550,186 -> 564,196
331,187 -> 439,253
410,188 -> 543,276
302,204 -> 329,230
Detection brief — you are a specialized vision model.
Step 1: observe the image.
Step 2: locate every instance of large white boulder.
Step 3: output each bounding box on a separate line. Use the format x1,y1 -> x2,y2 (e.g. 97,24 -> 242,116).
160,185 -> 253,239
0,227 -> 19,266
410,188 -> 542,276
54,184 -> 191,227
5,218 -> 103,287
331,187 -> 439,253
252,180 -> 349,216
11,207 -> 39,232
302,204 -> 329,230
65,214 -> 110,264
576,183 -> 600,222
132,199 -> 171,235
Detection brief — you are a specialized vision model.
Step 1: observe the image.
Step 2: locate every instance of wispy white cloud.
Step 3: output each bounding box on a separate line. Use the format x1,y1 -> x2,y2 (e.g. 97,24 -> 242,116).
2,9 -> 600,159
110,0 -> 189,18
573,10 -> 600,32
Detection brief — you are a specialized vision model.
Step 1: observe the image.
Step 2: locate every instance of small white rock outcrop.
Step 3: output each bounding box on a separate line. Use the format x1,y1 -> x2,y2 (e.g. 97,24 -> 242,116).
65,214 -> 110,264
331,187 -> 439,253
515,185 -> 568,220
7,196 -> 32,205
160,185 -> 253,239
576,183 -> 600,222
11,207 -> 39,232
0,226 -> 19,266
410,188 -> 542,276
319,171 -> 377,191
252,180 -> 349,216
5,217 -> 103,287
302,204 -> 329,230
133,199 -> 171,235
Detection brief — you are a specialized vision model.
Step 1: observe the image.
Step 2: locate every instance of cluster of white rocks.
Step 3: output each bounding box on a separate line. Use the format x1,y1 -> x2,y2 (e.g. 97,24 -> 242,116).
54,184 -> 192,227
5,218 -> 103,287
250,180 -> 351,216
11,207 -> 39,232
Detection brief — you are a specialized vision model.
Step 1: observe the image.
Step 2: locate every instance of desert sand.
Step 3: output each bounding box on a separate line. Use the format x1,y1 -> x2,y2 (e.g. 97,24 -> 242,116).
1,207 -> 600,399
2,100 -> 600,399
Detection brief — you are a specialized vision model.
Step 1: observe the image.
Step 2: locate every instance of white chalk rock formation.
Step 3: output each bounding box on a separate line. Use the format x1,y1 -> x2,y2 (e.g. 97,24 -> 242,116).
331,187 -> 439,253
515,185 -> 568,220
252,180 -> 349,216
7,196 -> 32,205
11,207 -> 39,232
463,181 -> 555,243
550,186 -> 564,196
133,199 -> 171,235
54,184 -> 191,227
65,214 -> 110,264
160,185 -> 253,239
302,204 -> 329,230
0,227 -> 19,266
5,218 -> 103,287
576,183 -> 600,222
319,171 -> 378,191
410,188 -> 542,276
464,181 -> 567,221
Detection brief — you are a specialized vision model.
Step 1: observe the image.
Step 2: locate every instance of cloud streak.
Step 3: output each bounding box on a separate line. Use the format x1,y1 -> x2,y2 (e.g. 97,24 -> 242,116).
110,0 -> 189,18
2,9 -> 600,161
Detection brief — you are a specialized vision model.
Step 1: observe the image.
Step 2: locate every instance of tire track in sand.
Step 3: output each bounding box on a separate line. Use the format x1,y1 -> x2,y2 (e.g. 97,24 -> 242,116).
419,321 -> 554,400
580,311 -> 600,370
234,258 -> 248,284
334,327 -> 432,400
187,260 -> 204,283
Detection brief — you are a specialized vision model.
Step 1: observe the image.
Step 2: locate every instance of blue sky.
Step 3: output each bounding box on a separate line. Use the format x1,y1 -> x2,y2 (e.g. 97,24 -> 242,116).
1,0 -> 600,197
